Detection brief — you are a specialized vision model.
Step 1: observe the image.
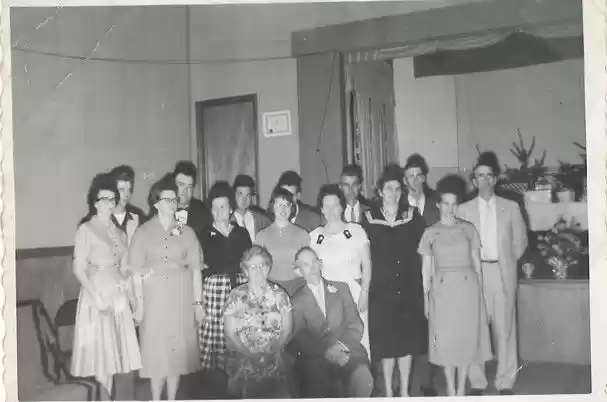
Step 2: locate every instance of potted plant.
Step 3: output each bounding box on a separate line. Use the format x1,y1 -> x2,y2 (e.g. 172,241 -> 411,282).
501,129 -> 546,192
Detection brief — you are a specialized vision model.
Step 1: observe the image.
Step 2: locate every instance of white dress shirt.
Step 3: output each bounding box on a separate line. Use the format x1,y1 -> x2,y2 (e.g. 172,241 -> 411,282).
290,204 -> 300,224
308,280 -> 326,317
344,201 -> 360,223
113,212 -> 127,225
408,193 -> 426,216
233,210 -> 256,242
478,196 -> 498,260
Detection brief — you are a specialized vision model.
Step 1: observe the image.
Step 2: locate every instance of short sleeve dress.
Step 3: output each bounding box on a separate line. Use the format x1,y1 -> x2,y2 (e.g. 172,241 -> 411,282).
417,220 -> 491,366
364,206 -> 427,359
223,283 -> 292,398
70,219 -> 142,381
125,217 -> 202,379
309,223 -> 370,354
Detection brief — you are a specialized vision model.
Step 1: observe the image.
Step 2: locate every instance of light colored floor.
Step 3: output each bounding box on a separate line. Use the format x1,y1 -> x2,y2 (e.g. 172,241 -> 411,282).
120,360 -> 591,399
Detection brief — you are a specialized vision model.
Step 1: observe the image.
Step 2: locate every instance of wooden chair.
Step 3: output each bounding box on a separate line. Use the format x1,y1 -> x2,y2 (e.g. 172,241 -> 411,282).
17,299 -> 101,401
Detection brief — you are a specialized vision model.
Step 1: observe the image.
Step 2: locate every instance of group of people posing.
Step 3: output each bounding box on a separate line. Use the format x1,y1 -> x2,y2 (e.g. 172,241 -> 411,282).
69,151 -> 528,399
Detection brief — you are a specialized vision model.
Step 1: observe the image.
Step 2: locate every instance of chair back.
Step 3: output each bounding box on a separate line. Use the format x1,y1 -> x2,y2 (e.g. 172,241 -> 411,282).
17,300 -> 57,400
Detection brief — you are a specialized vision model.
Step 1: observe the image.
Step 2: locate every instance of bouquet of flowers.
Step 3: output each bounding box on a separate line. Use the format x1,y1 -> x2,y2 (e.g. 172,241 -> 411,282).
535,217 -> 588,279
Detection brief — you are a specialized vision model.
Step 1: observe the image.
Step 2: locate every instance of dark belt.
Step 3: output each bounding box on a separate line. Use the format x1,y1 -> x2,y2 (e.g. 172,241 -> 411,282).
481,260 -> 499,264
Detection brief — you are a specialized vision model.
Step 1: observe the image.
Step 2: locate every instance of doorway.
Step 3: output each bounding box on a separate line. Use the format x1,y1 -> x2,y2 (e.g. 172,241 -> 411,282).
195,94 -> 259,200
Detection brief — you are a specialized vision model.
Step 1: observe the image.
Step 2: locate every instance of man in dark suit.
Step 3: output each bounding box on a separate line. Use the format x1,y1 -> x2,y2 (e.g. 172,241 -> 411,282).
173,161 -> 211,245
231,174 -> 271,242
403,154 -> 440,227
339,164 -> 371,225
289,247 -> 373,398
277,170 -> 323,232
109,165 -> 147,238
402,154 -> 439,397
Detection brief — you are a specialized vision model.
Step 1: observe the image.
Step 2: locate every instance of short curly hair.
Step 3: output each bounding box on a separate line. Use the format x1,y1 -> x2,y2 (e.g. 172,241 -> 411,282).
79,172 -> 119,225
208,181 -> 236,211
317,183 -> 347,212
240,245 -> 273,273
267,186 -> 296,221
148,173 -> 178,214
436,174 -> 468,204
377,163 -> 404,192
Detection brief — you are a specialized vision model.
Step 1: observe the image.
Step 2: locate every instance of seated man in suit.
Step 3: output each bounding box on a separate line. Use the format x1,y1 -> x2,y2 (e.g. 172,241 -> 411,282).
288,247 -> 373,398
339,164 -> 371,224
277,170 -> 323,232
231,174 -> 271,242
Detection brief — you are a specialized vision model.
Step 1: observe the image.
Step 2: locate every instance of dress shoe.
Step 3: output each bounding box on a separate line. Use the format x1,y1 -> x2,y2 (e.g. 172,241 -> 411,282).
469,388 -> 485,396
499,389 -> 514,395
421,386 -> 438,397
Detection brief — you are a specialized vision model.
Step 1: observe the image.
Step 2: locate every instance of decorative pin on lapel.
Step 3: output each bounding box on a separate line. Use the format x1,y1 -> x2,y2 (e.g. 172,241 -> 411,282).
344,230 -> 352,239
316,234 -> 325,244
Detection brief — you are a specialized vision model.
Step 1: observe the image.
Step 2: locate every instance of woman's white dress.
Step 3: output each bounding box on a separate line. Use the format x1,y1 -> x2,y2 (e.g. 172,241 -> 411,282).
309,223 -> 370,356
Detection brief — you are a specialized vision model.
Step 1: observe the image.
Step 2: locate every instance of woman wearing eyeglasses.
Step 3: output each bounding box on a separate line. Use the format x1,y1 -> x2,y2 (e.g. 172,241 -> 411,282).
126,173 -> 204,400
70,173 -> 142,399
198,181 -> 253,376
223,245 -> 292,398
254,187 -> 310,296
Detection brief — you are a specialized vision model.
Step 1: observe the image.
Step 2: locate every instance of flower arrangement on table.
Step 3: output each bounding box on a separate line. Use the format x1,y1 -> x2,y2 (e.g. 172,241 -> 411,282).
521,216 -> 588,280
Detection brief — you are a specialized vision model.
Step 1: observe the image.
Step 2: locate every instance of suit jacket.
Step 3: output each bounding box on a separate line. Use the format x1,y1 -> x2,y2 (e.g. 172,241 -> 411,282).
186,197 -> 212,245
346,201 -> 371,225
402,190 -> 440,227
457,196 -> 528,304
294,203 -> 324,232
113,204 -> 145,245
289,280 -> 367,361
231,208 -> 272,237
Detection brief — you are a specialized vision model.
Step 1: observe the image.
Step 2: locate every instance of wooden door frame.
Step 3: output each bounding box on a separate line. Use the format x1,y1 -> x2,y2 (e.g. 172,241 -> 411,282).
195,94 -> 260,201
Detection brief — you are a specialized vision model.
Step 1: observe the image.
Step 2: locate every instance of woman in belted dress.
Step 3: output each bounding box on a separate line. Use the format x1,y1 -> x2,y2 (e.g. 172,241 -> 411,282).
126,173 -> 204,400
418,175 -> 491,396
70,173 -> 141,399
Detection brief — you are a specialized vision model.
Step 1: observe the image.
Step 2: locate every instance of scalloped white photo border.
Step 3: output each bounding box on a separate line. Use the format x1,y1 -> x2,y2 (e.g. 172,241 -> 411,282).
0,1 -> 606,402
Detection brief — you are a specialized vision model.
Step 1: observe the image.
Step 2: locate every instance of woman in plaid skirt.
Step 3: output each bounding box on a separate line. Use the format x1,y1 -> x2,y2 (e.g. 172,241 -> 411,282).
199,181 -> 253,372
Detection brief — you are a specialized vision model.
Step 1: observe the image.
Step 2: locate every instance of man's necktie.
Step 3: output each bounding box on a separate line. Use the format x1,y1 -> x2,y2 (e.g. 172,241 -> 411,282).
350,206 -> 356,223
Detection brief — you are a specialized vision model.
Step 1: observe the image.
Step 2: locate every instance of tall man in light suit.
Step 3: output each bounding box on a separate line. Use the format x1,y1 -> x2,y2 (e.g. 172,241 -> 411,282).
457,153 -> 528,395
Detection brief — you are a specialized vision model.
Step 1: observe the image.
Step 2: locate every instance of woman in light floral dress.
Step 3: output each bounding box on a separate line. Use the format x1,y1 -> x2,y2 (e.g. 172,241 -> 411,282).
223,245 -> 293,398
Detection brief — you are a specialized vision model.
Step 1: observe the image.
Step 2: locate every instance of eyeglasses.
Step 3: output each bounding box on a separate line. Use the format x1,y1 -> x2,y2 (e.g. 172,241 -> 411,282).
160,197 -> 178,204
275,202 -> 291,209
246,264 -> 268,271
97,197 -> 117,204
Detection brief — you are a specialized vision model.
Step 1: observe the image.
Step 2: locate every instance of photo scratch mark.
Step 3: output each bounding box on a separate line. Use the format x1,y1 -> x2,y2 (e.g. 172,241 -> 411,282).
55,72 -> 72,90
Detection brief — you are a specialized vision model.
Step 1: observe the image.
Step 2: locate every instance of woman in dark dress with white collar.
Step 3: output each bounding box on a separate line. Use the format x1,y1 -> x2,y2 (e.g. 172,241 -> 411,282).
363,165 -> 427,397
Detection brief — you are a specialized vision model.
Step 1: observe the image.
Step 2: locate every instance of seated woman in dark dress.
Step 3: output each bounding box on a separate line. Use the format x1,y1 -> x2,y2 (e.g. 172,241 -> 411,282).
198,181 -> 253,374
363,164 -> 427,397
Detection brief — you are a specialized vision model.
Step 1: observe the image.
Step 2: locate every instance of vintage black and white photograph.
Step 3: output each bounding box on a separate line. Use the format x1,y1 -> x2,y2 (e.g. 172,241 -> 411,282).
8,0 -> 594,400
